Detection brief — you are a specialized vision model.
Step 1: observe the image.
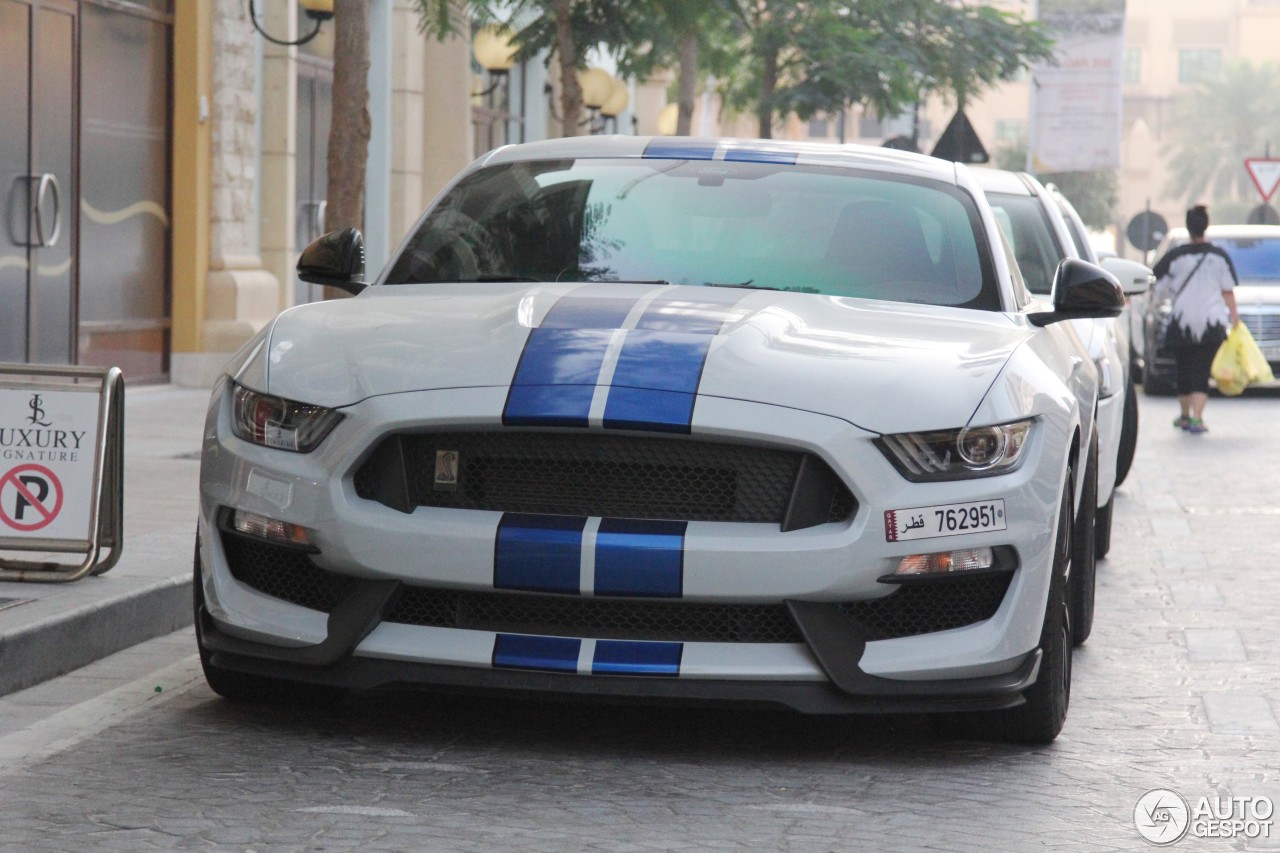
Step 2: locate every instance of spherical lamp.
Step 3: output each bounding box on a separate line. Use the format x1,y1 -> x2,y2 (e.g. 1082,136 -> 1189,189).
578,67 -> 616,111
600,76 -> 630,118
472,24 -> 517,74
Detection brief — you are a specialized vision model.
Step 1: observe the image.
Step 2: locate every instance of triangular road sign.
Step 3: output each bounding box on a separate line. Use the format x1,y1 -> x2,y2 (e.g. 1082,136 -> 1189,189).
1245,158 -> 1280,202
931,111 -> 988,164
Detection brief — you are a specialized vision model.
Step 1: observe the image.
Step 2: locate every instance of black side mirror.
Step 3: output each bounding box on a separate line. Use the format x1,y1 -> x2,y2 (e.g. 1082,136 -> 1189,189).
1029,258 -> 1124,327
297,228 -> 366,296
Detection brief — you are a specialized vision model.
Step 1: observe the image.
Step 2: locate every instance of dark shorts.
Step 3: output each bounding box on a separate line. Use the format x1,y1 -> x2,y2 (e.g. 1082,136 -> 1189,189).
1169,323 -> 1227,395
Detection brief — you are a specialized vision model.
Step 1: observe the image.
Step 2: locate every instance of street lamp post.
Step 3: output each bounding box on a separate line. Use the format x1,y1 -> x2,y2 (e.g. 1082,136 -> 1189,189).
248,0 -> 334,47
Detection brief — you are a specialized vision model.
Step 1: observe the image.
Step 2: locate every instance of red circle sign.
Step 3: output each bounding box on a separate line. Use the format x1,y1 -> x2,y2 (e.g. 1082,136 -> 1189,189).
0,464 -> 64,532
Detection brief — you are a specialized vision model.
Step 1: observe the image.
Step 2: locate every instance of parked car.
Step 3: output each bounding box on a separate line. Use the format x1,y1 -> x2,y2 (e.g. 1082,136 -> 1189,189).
972,169 -> 1147,564
195,137 -> 1123,743
1142,225 -> 1280,395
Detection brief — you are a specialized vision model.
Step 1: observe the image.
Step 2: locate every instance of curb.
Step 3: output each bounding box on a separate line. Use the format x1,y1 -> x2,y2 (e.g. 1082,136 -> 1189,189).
0,577 -> 194,697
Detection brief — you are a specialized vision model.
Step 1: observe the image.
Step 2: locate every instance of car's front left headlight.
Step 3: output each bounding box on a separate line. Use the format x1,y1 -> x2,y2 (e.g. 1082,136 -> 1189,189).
230,384 -> 343,452
876,419 -> 1033,482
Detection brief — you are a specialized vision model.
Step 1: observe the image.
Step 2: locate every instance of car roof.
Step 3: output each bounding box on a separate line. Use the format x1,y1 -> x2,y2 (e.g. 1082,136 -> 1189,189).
967,167 -> 1035,196
476,135 -> 966,187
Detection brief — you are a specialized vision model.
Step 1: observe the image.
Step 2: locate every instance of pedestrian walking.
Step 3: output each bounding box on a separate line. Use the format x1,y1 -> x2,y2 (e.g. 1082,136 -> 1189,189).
1151,205 -> 1240,434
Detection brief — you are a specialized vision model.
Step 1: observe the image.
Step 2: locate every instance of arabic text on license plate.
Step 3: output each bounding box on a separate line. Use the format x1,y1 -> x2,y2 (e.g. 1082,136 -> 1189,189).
885,500 -> 1007,542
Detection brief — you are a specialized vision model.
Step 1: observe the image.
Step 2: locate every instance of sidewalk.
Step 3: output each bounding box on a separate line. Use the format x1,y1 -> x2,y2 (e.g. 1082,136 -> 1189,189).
0,384 -> 210,696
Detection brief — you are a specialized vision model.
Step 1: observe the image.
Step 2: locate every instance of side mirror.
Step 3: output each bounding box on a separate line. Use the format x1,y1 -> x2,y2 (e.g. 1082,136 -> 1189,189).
297,228 -> 366,296
1099,256 -> 1155,296
1029,258 -> 1124,327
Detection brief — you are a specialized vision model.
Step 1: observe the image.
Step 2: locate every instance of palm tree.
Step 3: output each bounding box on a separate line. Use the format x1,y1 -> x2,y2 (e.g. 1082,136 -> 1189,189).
1164,60 -> 1280,204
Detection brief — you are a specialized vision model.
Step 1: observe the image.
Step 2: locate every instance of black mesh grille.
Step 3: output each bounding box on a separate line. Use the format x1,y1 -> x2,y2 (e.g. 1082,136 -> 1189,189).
221,532 -> 354,612
385,588 -> 802,643
353,431 -> 854,526
221,536 -> 1011,643
841,572 -> 1014,641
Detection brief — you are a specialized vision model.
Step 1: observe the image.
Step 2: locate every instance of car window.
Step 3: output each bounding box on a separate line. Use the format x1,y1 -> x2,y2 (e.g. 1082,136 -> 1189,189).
985,192 -> 1065,295
384,158 -> 1000,310
1218,237 -> 1280,282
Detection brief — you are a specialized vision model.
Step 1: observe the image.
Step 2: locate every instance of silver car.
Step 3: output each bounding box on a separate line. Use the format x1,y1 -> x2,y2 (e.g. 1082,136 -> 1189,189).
1142,225 -> 1280,394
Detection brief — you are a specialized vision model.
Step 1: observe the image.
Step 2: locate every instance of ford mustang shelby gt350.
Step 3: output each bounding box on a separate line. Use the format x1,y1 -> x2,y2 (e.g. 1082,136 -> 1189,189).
195,137 -> 1123,743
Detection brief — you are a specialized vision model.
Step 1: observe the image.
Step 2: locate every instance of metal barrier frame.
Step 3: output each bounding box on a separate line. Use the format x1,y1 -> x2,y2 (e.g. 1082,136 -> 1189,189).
0,364 -> 124,582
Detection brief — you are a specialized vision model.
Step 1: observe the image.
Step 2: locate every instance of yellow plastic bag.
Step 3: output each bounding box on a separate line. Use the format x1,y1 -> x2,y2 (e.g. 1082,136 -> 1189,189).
1212,323 -> 1275,396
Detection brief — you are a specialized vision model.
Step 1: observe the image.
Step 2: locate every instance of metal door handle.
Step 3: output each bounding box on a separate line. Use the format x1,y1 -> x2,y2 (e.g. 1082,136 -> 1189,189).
314,199 -> 327,239
33,173 -> 61,248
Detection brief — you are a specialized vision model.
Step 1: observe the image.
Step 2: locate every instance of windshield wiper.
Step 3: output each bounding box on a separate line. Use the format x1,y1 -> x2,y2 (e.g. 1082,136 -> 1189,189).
470,275 -> 546,282
703,279 -> 782,291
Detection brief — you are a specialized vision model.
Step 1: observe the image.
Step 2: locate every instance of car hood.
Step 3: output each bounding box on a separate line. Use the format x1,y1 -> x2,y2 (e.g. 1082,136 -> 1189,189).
255,283 -> 1031,434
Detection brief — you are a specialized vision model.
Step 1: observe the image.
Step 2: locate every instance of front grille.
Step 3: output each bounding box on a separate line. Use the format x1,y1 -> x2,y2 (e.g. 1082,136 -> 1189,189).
221,535 -> 1011,643
1242,313 -> 1280,348
353,431 -> 855,528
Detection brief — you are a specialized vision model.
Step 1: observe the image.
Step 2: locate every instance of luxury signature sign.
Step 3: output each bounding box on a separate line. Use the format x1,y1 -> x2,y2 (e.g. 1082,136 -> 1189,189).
0,394 -> 89,463
0,388 -> 99,540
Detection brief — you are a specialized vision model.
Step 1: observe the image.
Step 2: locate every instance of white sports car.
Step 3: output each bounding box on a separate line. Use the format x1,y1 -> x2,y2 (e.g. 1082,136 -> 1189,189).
195,137 -> 1124,743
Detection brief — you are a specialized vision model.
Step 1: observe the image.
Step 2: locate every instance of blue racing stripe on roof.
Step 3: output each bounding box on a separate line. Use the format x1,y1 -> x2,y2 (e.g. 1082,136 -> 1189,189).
592,640 -> 682,676
494,513 -> 586,594
724,147 -> 799,165
642,139 -> 719,160
502,293 -> 641,427
593,518 -> 686,598
493,634 -> 581,673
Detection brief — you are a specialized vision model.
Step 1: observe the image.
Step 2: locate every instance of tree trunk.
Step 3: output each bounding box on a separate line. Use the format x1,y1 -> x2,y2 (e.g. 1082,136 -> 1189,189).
553,0 -> 582,137
676,33 -> 698,136
325,0 -> 371,234
757,45 -> 777,139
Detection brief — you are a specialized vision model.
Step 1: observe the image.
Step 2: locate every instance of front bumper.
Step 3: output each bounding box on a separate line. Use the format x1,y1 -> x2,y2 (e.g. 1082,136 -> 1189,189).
197,378 -> 1067,712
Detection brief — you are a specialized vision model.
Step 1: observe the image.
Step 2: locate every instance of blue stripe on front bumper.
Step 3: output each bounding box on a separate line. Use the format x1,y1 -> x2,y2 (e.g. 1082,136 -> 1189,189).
592,640 -> 683,676
492,634 -> 581,673
593,518 -> 687,598
494,513 -> 586,594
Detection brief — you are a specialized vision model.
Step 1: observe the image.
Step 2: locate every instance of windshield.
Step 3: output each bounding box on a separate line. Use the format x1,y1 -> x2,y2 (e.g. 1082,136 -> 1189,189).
985,192 -> 1066,295
383,158 -> 998,309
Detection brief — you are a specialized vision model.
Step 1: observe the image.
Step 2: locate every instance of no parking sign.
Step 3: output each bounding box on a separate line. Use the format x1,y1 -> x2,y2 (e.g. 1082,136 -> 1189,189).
0,365 -> 124,581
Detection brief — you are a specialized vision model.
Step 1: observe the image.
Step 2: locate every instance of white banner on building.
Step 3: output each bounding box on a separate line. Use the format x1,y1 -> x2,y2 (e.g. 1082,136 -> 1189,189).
1030,0 -> 1126,173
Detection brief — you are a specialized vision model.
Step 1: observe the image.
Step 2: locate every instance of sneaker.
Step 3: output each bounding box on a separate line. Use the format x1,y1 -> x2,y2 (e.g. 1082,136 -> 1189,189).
1173,415 -> 1191,429
1186,418 -> 1208,434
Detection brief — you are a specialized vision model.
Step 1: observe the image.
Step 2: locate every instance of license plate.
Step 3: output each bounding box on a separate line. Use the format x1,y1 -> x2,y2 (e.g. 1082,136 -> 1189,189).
1262,346 -> 1280,363
885,499 -> 1007,542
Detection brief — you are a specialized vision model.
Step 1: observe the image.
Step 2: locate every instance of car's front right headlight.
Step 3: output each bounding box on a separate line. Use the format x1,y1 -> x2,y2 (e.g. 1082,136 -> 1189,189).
230,384 -> 343,452
876,419 -> 1034,482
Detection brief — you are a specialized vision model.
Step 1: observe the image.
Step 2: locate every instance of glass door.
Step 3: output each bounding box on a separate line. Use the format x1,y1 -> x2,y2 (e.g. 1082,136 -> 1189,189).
0,0 -> 77,366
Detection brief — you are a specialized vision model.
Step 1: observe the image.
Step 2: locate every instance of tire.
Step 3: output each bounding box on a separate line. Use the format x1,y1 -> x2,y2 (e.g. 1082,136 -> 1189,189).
931,475 -> 1074,744
194,535 -> 342,704
994,482 -> 1074,744
1071,433 -> 1098,647
1094,497 -> 1113,560
1114,382 -> 1138,487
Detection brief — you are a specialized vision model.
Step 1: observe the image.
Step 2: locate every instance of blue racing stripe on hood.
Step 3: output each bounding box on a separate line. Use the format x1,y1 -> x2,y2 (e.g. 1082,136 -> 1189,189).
503,293 -> 640,427
603,288 -> 745,433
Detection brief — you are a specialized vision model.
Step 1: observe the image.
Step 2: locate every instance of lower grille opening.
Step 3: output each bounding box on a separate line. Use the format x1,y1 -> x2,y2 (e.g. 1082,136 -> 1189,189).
221,534 -> 1012,643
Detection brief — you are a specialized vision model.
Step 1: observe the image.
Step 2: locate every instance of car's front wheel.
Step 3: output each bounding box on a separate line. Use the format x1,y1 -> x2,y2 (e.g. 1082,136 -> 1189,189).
995,481 -> 1074,744
1114,381 -> 1138,487
931,476 -> 1074,745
